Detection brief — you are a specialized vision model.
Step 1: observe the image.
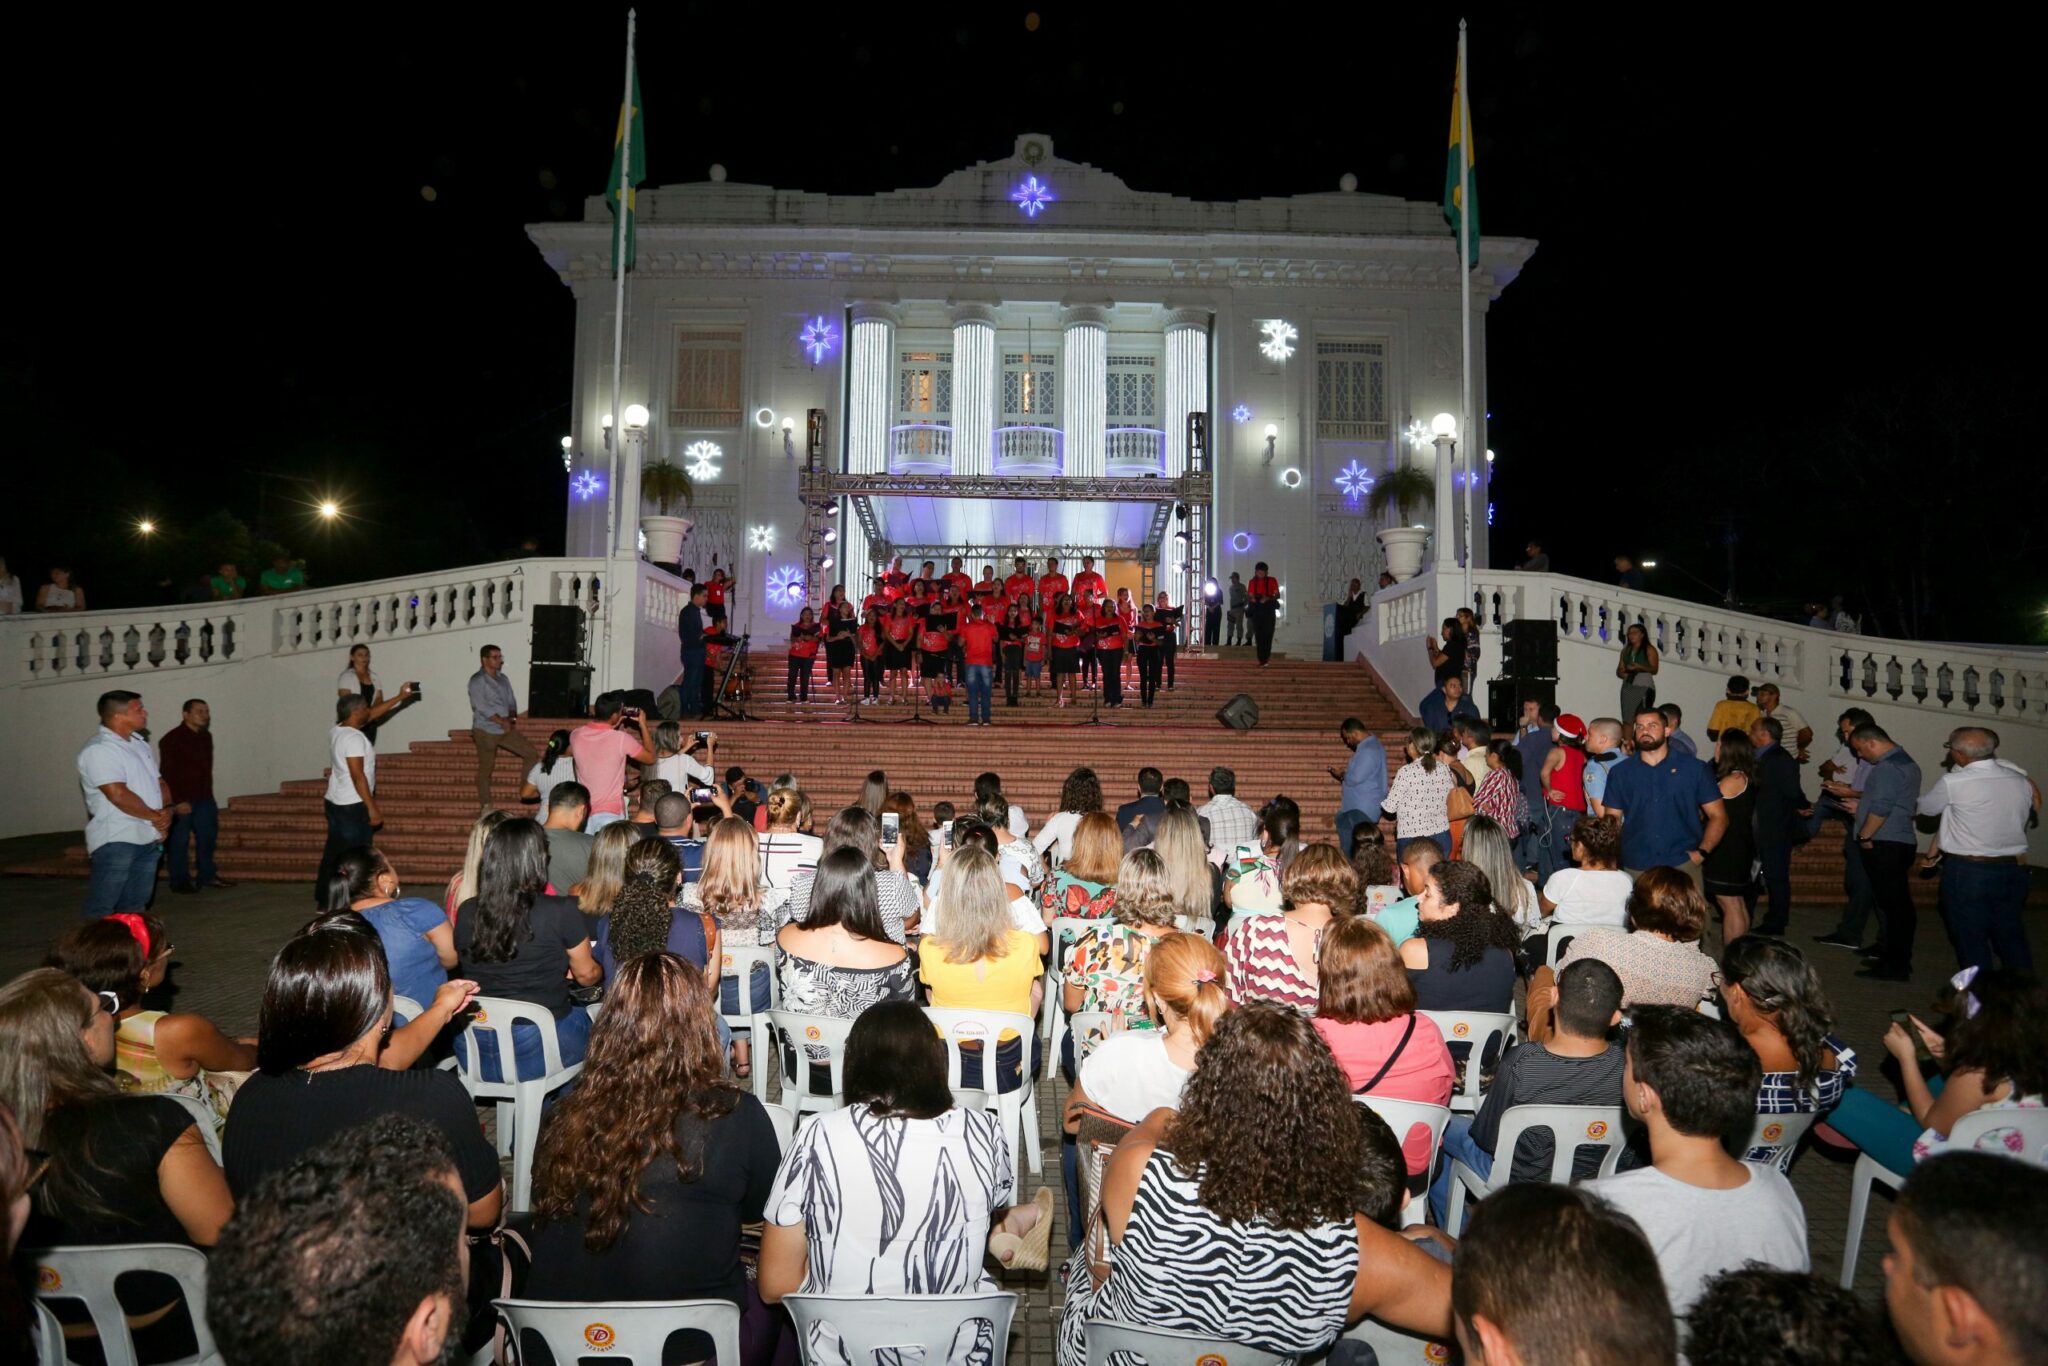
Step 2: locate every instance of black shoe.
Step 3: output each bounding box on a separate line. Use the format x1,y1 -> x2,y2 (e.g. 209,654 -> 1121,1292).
1856,964 -> 1913,982
203,878 -> 237,889
1756,921 -> 1789,937
1811,932 -> 1863,950
170,883 -> 197,895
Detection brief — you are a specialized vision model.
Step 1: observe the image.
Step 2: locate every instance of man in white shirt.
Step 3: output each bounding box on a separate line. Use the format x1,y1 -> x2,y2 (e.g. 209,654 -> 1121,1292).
1919,727 -> 2036,974
1582,1006 -> 1808,1328
1197,766 -> 1260,859
78,690 -> 172,917
317,687 -> 414,904
1754,684 -> 1814,761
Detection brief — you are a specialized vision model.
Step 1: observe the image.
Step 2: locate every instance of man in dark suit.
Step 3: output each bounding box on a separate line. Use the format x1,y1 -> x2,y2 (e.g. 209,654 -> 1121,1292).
1116,767 -> 1165,849
676,582 -> 708,719
1125,776 -> 1212,851
1749,715 -> 1813,935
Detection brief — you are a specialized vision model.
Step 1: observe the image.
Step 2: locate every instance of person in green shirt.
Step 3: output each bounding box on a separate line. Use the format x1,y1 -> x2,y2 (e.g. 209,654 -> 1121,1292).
260,555 -> 307,594
209,562 -> 247,600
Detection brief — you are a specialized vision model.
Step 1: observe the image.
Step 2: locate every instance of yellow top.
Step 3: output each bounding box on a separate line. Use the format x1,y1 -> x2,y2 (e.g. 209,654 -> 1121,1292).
919,929 -> 1042,1040
1707,699 -> 1761,738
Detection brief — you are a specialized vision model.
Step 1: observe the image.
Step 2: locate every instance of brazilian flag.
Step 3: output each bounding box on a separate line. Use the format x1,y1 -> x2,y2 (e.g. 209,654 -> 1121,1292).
608,63 -> 646,277
1443,53 -> 1478,271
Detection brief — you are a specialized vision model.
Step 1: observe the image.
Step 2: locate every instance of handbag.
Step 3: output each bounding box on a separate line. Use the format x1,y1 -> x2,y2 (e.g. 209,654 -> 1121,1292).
1446,783 -> 1476,823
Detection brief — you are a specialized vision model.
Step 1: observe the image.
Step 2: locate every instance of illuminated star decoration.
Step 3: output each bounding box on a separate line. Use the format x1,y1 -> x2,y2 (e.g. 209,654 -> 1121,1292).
1011,176 -> 1055,218
1231,404 -> 1252,425
571,470 -> 603,500
1258,320 -> 1298,362
1334,460 -> 1374,501
800,316 -> 839,365
767,564 -> 806,605
747,525 -> 775,551
684,441 -> 723,480
1405,418 -> 1433,451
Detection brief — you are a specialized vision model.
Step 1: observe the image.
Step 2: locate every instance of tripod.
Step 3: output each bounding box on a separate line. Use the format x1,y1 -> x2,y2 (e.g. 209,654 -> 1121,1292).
1071,673 -> 1120,728
894,672 -> 940,726
709,636 -> 754,722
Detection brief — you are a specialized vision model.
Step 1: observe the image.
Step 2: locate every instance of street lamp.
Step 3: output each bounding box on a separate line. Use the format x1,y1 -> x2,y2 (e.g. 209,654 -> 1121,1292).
560,435 -> 573,472
1262,423 -> 1278,466
318,501 -> 342,521
136,518 -> 156,535
622,403 -> 650,430
782,415 -> 797,459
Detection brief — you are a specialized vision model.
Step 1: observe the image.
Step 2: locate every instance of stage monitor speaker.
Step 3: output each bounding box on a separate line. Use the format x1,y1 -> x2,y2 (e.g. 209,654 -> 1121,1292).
1499,618 -> 1558,680
529,663 -> 592,719
1488,678 -> 1556,734
1216,693 -> 1260,732
530,604 -> 586,663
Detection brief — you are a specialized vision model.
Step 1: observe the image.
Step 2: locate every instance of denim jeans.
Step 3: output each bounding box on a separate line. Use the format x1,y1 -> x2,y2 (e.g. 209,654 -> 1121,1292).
1335,809 -> 1378,859
316,799 -> 374,906
1428,1114 -> 1495,1228
84,840 -> 161,918
1540,806 -> 1580,881
463,1003 -> 594,1083
165,796 -> 218,887
1828,823 -> 1879,941
964,664 -> 994,723
719,962 -> 774,1014
1941,859 -> 2033,973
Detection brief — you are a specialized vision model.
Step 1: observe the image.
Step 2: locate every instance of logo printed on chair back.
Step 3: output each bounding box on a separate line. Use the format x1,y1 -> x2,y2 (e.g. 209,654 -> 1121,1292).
954,1020 -> 991,1042
36,1266 -> 59,1291
722,952 -> 733,969
805,1025 -> 822,1041
1425,1344 -> 1452,1363
1196,1355 -> 1226,1366
1585,1120 -> 1609,1140
1451,1022 -> 1471,1038
1761,1122 -> 1784,1143
473,1008 -> 489,1024
584,1322 -> 616,1351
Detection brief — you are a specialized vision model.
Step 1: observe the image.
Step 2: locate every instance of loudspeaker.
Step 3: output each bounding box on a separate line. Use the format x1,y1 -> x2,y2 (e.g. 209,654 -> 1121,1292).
1488,678 -> 1556,733
1499,618 -> 1558,680
529,663 -> 591,718
1216,693 -> 1260,732
530,604 -> 586,663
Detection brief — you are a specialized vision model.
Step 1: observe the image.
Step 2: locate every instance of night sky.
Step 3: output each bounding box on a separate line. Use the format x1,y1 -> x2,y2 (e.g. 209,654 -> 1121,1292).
4,8 -> 2036,641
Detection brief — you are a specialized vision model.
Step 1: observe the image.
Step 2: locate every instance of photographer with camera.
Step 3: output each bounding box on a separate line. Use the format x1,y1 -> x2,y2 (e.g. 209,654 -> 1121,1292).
468,643 -> 538,814
652,723 -> 718,795
568,691 -> 655,832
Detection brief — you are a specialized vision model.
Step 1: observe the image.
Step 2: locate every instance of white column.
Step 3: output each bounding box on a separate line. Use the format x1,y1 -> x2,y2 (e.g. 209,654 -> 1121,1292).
1060,305 -> 1108,478
1432,433 -> 1458,573
951,303 -> 998,478
1163,309 -> 1209,479
844,302 -> 897,600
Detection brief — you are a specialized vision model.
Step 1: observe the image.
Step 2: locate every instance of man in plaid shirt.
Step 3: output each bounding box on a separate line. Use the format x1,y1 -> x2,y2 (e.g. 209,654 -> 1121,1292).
1197,765 -> 1261,860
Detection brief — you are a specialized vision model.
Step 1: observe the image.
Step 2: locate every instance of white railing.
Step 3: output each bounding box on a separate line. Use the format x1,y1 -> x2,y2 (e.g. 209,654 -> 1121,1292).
993,425 -> 1063,475
1103,427 -> 1166,476
888,423 -> 953,475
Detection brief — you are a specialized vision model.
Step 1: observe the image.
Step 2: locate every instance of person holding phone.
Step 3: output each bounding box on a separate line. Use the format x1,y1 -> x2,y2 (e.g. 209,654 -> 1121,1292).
569,694 -> 655,831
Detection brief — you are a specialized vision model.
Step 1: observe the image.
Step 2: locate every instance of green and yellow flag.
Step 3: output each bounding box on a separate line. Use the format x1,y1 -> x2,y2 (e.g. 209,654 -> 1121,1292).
608,62 -> 646,277
1443,43 -> 1478,271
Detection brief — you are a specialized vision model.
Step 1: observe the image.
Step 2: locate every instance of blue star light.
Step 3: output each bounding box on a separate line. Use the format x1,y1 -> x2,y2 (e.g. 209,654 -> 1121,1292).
571,470 -> 603,500
1334,460 -> 1374,501
800,316 -> 839,365
1231,404 -> 1252,425
767,564 -> 806,605
1011,176 -> 1055,218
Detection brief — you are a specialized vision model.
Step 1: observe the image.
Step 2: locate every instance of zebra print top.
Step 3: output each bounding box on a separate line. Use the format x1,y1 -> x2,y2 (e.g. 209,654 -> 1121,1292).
1057,1149 -> 1361,1366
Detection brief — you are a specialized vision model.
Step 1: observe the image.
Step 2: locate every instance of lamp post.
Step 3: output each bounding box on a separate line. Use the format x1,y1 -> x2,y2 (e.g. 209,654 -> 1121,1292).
1262,423 -> 1278,466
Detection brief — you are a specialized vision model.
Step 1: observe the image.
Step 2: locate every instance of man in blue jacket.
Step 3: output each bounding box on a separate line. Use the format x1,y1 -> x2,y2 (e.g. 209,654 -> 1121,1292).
1330,718 -> 1390,857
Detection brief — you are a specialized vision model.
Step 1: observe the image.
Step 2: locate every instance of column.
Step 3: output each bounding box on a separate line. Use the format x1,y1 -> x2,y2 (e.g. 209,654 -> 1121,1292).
1162,309 -> 1209,479
1432,432 -> 1458,574
951,303 -> 998,478
1060,305 -> 1108,478
844,302 -> 897,601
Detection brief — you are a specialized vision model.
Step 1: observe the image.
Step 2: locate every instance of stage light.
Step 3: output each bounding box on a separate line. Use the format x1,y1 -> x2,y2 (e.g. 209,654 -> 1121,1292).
823,528 -> 837,544
1430,412 -> 1458,438
1258,320 -> 1298,362
824,504 -> 839,517
820,554 -> 835,570
1203,577 -> 1219,600
754,407 -> 776,428
623,404 -> 650,430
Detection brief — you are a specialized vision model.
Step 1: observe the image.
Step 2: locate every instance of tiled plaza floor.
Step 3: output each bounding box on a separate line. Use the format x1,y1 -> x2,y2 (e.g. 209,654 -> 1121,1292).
5,842 -> 2039,1361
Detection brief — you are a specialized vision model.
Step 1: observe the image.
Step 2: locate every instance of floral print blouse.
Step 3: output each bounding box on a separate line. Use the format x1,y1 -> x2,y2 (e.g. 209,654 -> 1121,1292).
1064,924 -> 1162,1024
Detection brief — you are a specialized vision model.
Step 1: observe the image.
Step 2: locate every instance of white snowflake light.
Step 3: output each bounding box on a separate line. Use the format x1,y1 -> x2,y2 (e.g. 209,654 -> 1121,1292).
1405,418 -> 1433,451
571,470 -> 603,500
1334,460 -> 1374,500
747,525 -> 775,552
767,564 -> 805,605
684,441 -> 723,480
1258,320 -> 1298,362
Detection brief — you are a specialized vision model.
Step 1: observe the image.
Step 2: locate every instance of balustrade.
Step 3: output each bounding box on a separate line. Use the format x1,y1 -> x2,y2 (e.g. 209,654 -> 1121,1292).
887,423 -> 953,476
992,425 -> 1063,476
1102,427 -> 1166,477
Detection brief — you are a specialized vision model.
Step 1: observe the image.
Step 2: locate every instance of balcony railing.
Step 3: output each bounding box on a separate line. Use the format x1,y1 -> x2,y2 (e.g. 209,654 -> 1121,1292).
887,423 -> 953,475
1104,427 -> 1167,477
994,425 -> 1064,476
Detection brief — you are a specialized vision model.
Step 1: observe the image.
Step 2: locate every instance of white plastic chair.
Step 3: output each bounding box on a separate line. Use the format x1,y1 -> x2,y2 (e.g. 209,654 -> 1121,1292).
769,1009 -> 857,1119
763,1099 -> 797,1155
27,1243 -> 221,1366
719,942 -> 780,1102
392,993 -> 461,1073
450,995 -> 586,1211
1838,1105 -> 2048,1288
1417,1009 -> 1515,1114
784,1291 -> 1019,1366
1085,1319 -> 1290,1366
1354,1095 -> 1453,1228
34,1300 -> 65,1366
1443,1103 -> 1628,1234
924,1006 -> 1043,1180
1042,916 -> 1113,1080
1068,1009 -> 1115,1066
1742,1109 -> 1819,1173
1343,1315 -> 1455,1366
494,1297 -> 740,1366
1542,924 -> 1599,972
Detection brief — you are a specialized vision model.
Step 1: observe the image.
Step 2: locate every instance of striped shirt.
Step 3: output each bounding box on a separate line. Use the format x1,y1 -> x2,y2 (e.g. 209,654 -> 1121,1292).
1223,915 -> 1319,1013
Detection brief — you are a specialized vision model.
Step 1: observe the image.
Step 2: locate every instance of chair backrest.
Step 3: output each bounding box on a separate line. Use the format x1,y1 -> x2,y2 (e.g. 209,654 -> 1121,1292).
392,992 -> 426,1023
1947,1104 -> 2048,1163
29,1243 -> 219,1366
719,943 -> 780,1018
1488,1104 -> 1628,1186
496,1297 -> 741,1366
1416,1009 -> 1515,1106
451,994 -> 577,1088
1744,1109 -> 1819,1172
1048,916 -> 1114,972
1084,1318 -> 1291,1366
1068,1010 -> 1115,1064
1543,925 -> 1597,972
1354,1096 -> 1452,1168
923,1006 -> 1039,1096
769,1009 -> 857,1102
764,1100 -> 797,1154
784,1292 -> 1019,1366
34,1300 -> 65,1366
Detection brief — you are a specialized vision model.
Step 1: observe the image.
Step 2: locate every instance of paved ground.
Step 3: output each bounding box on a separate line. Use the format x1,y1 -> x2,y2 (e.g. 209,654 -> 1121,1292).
7,837 -> 2039,1354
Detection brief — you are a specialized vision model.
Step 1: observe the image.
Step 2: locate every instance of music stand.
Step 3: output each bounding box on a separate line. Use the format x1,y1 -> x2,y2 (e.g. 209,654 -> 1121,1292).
709,635 -> 754,722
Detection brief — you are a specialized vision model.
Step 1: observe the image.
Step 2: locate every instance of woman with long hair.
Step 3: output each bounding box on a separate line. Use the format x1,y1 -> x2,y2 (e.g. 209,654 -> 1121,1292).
858,769 -> 889,817
880,790 -> 934,883
224,915 -> 497,1223
774,847 -> 914,1028
1351,835 -> 1403,924
825,599 -> 859,709
920,846 -> 1045,1093
1704,726 -> 1762,943
1717,936 -> 1858,1161
1616,621 -> 1660,719
519,728 -> 577,807
574,819 -> 638,914
1056,1003 -> 1449,1365
1427,616 -> 1466,686
1224,842 -> 1357,1013
1460,815 -> 1540,936
781,805 -> 917,941
1221,803 -> 1303,918
1033,766 -> 1104,867
322,847 -> 457,1012
1041,810 -> 1123,920
1399,860 -> 1521,1014
682,816 -> 775,1075
784,605 -> 821,703
1314,919 -> 1455,1187
883,599 -> 917,702
1382,726 -> 1457,859
1473,739 -> 1525,838
527,953 -> 782,1356
44,913 -> 257,1132
444,808 -> 508,916
1151,806 -> 1214,932
1049,591 -> 1084,708
455,817 -> 602,1080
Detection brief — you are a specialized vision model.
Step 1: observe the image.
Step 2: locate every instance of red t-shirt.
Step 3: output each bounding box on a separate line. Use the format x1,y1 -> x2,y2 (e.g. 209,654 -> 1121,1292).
971,578 -> 1001,603
942,571 -> 973,598
1093,610 -> 1126,650
1024,629 -> 1047,662
858,624 -> 883,659
886,616 -> 917,645
862,593 -> 887,615
706,580 -> 728,607
789,624 -> 821,658
1247,575 -> 1280,603
1005,573 -> 1036,601
1039,573 -> 1069,603
1072,570 -> 1106,605
960,619 -> 999,666
1051,615 -> 1084,649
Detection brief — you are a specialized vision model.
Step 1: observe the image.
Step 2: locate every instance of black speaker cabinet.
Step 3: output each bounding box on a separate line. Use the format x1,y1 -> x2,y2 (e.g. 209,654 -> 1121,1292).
1488,678 -> 1556,733
530,604 -> 586,663
1216,693 -> 1260,732
1499,618 -> 1559,680
529,663 -> 592,719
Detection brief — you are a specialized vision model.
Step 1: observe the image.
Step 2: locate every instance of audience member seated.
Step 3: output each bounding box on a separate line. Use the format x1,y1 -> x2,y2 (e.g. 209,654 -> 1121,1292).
594,836 -> 719,980
1055,1003 -> 1451,1366
1824,968 -> 2045,1181
759,786 -> 821,887
1315,917 -> 1454,1190
1040,810 -> 1123,920
878,790 -> 934,882
919,845 -> 1045,1092
1884,1152 -> 2048,1366
209,1114 -> 470,1366
1531,866 -> 1717,1039
1462,814 -> 1540,935
759,1001 -> 1046,1304
1067,932 -> 1229,1127
1451,1183 -> 1676,1366
1372,839 -> 1442,946
1225,842 -> 1356,1012
780,806 -> 919,942
325,847 -> 456,1017
1062,849 -> 1179,1032
541,781 -> 595,892
455,816 -> 602,1080
683,815 -> 778,1075
924,818 -> 1049,949
574,819 -> 637,912
1583,1005 -> 1809,1323
444,808 -> 508,916
223,914 -> 500,1228
1685,1266 -> 1899,1366
528,953 -> 783,1366
521,728 -> 578,806
1219,804 -> 1304,919
1350,833 -> 1405,927
775,847 -> 914,1090
1150,805 -> 1214,931
1717,935 -> 1858,1160
1033,767 -> 1104,867
1428,959 -> 1626,1226
45,912 -> 256,1132
1400,859 -> 1521,1013
1536,813 -> 1633,931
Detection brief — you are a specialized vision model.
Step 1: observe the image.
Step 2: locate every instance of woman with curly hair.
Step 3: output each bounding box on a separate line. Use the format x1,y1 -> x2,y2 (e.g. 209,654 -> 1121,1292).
594,837 -> 718,982
1224,843 -> 1356,1013
1033,767 -> 1104,868
1399,860 -> 1520,1014
527,953 -> 782,1361
1717,936 -> 1858,1164
1055,1002 -> 1451,1366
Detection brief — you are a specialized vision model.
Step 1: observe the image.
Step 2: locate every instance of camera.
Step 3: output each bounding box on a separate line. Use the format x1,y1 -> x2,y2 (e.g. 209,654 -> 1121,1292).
620,706 -> 641,721
695,730 -> 711,743
407,682 -> 423,700
690,785 -> 716,804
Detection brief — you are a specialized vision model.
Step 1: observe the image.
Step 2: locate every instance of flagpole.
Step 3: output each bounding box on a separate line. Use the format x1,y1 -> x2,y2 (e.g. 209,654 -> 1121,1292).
1457,18 -> 1476,611
605,9 -> 637,562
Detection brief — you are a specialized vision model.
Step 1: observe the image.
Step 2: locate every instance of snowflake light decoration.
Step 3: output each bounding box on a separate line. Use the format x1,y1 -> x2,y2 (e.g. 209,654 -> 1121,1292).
1010,176 -> 1055,218
1405,419 -> 1434,451
1334,460 -> 1374,501
747,525 -> 775,551
571,470 -> 603,500
684,441 -> 723,480
1258,320 -> 1298,362
767,564 -> 806,606
1231,404 -> 1252,425
800,316 -> 839,365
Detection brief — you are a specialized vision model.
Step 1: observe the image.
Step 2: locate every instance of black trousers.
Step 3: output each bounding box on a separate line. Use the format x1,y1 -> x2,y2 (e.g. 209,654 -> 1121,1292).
1162,632 -> 1178,686
1861,841 -> 1917,971
1099,647 -> 1123,705
1001,646 -> 1023,702
317,799 -> 374,906
786,656 -> 812,700
1249,609 -> 1277,663
1137,648 -> 1163,705
1081,646 -> 1099,685
1203,603 -> 1222,646
1757,838 -> 1794,931
861,655 -> 884,699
